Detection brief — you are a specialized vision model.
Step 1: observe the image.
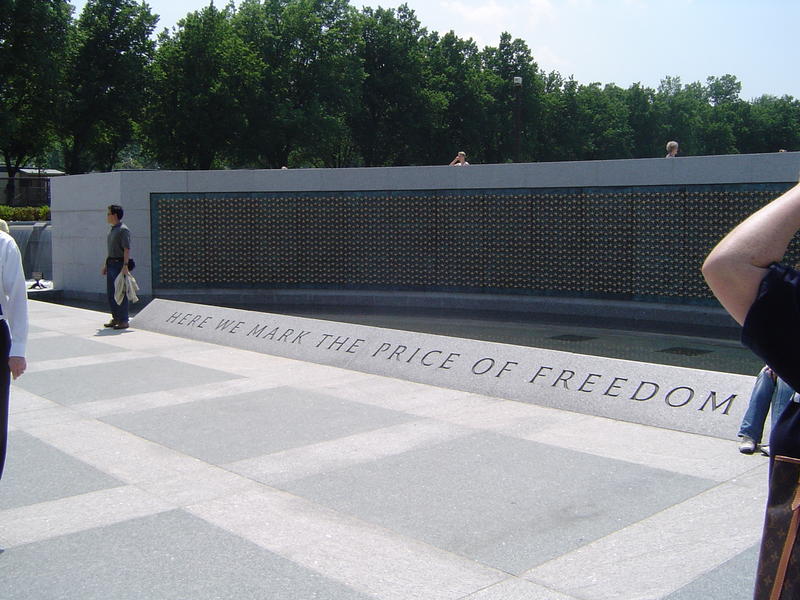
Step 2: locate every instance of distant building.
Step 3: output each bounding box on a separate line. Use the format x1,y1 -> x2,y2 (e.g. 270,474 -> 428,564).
0,167 -> 65,206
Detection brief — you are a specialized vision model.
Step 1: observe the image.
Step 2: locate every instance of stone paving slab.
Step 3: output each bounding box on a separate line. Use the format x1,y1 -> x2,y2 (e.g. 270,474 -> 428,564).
24,334 -> 125,363
662,545 -> 760,600
0,300 -> 772,599
280,431 -> 715,575
0,431 -> 122,510
100,387 -> 417,464
16,356 -> 238,405
2,510 -> 376,600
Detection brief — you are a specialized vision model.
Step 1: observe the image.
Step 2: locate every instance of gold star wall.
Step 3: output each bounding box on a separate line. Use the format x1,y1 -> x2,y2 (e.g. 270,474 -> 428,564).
151,183 -> 800,303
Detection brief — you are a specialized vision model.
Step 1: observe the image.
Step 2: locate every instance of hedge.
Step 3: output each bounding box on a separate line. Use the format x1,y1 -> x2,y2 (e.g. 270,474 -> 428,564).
0,206 -> 51,221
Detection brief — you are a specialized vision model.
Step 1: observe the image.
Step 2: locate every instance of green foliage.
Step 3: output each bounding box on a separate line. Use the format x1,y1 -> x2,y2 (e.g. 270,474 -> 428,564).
0,0 -> 70,202
232,0 -> 364,168
58,0 -> 158,174
141,2 -> 262,169
743,95 -> 800,154
574,83 -> 634,159
352,4 -> 435,166
0,206 -> 51,221
480,33 -> 544,163
424,31 -> 487,163
6,1 -> 800,178
132,1 -> 800,166
623,83 -> 659,157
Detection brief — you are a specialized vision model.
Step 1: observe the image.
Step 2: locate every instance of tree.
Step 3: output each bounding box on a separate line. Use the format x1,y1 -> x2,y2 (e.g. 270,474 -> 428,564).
229,0 -> 283,167
424,30 -> 488,164
539,75 -> 587,161
141,2 -> 261,169
559,82 -> 632,160
233,0 -> 364,168
480,33 -> 544,163
58,0 -> 158,174
695,75 -> 741,155
624,83 -> 659,157
353,4 -> 435,166
0,0 -> 70,204
741,95 -> 800,154
706,74 -> 742,107
653,76 -> 709,156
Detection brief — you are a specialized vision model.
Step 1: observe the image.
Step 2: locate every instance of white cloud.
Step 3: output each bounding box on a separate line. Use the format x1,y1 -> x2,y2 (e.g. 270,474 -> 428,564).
436,0 -> 515,47
531,45 -> 574,75
564,0 -> 595,9
525,0 -> 558,27
440,0 -> 511,26
431,0 -> 560,48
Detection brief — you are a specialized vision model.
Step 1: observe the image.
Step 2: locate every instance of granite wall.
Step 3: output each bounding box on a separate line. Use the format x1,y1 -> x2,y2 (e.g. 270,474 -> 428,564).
50,153 -> 800,333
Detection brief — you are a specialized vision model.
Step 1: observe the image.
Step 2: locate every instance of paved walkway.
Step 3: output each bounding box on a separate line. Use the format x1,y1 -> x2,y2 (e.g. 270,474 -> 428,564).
1,300 -> 769,599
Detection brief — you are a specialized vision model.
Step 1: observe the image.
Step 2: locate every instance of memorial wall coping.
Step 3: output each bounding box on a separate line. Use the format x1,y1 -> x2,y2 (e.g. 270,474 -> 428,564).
135,299 -> 755,440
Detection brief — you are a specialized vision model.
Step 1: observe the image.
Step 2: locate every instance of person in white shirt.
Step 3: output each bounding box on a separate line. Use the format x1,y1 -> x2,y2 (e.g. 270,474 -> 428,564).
0,230 -> 28,480
449,151 -> 470,166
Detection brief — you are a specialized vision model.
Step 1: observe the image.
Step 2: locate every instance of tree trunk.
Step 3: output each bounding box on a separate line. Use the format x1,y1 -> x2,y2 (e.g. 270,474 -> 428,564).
63,135 -> 91,175
4,176 -> 16,206
2,154 -> 22,206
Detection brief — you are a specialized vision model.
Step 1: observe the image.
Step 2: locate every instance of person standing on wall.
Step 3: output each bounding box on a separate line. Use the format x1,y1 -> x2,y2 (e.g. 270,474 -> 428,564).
0,226 -> 28,480
665,141 -> 679,157
101,205 -> 131,330
449,151 -> 470,166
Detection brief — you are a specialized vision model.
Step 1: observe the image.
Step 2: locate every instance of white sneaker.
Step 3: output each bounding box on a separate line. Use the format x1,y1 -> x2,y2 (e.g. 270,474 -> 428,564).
739,437 -> 756,454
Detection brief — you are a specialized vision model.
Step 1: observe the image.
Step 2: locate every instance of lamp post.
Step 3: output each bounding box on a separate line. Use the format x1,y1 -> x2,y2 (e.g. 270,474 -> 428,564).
513,76 -> 523,163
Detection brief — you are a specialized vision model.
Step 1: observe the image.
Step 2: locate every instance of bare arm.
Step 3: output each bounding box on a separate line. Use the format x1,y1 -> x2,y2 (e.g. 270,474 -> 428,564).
702,183 -> 800,325
121,247 -> 131,275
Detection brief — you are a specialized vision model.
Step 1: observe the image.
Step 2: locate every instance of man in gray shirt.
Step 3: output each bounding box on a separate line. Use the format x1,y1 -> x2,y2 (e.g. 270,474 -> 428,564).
101,204 -> 131,329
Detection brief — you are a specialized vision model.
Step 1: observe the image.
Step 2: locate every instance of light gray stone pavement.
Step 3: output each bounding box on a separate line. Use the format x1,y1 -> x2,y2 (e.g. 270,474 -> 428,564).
0,300 -> 770,599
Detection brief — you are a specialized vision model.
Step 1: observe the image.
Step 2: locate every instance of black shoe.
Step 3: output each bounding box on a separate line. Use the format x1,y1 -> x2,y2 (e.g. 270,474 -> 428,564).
113,321 -> 129,330
104,319 -> 117,328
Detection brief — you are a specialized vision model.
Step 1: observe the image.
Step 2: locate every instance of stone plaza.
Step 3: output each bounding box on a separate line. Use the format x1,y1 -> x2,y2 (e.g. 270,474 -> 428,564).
0,299 -> 770,599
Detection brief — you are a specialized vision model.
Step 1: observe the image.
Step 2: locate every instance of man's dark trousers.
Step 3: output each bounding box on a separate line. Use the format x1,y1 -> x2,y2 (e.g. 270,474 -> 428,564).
106,260 -> 128,323
0,321 -> 12,479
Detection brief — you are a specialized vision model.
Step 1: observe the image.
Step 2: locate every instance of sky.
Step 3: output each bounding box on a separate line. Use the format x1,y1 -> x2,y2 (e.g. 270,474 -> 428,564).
71,0 -> 799,101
